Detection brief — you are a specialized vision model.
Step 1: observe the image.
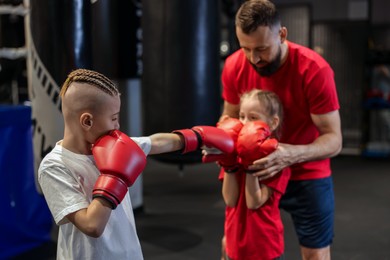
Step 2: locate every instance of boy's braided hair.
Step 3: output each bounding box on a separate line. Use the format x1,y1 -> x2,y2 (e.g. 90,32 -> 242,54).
60,68 -> 119,97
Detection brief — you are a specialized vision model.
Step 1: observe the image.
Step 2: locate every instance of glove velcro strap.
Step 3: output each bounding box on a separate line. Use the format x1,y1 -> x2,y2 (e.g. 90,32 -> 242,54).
245,169 -> 257,174
173,129 -> 201,153
93,191 -> 118,209
224,167 -> 239,174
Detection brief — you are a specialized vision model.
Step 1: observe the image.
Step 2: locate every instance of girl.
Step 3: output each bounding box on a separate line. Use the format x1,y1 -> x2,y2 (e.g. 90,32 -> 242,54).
219,89 -> 291,260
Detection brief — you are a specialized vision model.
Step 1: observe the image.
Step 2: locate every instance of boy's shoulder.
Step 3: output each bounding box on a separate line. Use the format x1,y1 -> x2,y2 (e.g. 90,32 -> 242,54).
37,143 -> 66,172
40,142 -> 63,164
130,136 -> 152,155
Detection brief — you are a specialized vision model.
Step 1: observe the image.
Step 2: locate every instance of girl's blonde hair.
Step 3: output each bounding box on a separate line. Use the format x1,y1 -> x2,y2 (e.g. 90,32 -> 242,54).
240,89 -> 283,138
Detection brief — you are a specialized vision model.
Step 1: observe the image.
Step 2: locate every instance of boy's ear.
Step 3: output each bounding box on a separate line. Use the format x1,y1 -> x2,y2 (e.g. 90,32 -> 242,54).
80,112 -> 93,130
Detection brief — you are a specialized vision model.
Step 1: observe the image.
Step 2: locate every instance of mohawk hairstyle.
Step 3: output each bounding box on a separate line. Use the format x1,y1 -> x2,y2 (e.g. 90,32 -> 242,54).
60,68 -> 119,97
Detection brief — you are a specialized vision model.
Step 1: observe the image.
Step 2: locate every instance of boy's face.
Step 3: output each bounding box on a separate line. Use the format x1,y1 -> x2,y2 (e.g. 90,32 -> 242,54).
89,94 -> 121,143
239,97 -> 270,125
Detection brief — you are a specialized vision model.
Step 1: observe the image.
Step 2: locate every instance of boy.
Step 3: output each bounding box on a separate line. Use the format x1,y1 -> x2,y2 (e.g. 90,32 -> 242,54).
38,68 -> 232,259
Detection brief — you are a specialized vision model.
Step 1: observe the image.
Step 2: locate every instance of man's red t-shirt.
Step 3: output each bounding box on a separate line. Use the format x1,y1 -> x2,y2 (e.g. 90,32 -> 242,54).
222,41 -> 340,180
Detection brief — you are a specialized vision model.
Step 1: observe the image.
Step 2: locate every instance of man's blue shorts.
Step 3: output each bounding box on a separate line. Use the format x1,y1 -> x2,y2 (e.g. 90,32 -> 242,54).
279,176 -> 334,248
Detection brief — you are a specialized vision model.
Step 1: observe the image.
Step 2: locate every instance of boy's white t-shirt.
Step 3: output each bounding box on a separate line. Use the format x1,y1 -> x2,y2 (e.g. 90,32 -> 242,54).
38,137 -> 151,260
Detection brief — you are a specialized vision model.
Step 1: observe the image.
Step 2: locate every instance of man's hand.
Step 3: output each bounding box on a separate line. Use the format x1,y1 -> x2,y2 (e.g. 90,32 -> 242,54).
236,120 -> 278,171
247,143 -> 297,180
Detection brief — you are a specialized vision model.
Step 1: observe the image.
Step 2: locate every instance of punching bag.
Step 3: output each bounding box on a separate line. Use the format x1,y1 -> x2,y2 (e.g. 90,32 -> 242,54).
142,0 -> 221,164
25,0 -> 92,191
91,0 -> 144,209
27,0 -> 144,209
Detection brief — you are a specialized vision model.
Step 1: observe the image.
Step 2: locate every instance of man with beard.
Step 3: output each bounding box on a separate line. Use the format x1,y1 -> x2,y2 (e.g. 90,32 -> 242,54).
219,0 -> 342,259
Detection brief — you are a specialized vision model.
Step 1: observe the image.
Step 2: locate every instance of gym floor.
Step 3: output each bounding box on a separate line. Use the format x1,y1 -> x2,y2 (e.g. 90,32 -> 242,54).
11,155 -> 390,260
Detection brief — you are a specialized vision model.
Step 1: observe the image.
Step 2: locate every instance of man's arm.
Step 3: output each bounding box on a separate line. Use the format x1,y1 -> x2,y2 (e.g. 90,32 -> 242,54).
220,101 -> 240,121
249,110 -> 342,179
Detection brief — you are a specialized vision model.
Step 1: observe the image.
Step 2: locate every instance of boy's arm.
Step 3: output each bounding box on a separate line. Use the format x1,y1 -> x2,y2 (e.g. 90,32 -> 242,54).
66,198 -> 112,238
66,130 -> 147,237
149,133 -> 183,154
149,126 -> 235,155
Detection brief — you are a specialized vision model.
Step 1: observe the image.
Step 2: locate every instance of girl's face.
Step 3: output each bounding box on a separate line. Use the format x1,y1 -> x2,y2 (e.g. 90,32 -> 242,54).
239,96 -> 270,125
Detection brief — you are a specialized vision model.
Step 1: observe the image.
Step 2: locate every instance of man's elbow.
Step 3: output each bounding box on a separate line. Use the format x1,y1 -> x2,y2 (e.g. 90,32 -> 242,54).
334,143 -> 342,156
331,136 -> 343,157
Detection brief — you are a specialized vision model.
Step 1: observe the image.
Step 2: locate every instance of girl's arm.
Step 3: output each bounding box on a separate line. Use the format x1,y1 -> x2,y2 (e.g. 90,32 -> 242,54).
222,172 -> 240,207
66,197 -> 112,238
245,174 -> 273,210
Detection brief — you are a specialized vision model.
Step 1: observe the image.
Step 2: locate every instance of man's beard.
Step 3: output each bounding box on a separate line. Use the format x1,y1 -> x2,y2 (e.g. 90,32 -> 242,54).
252,47 -> 282,77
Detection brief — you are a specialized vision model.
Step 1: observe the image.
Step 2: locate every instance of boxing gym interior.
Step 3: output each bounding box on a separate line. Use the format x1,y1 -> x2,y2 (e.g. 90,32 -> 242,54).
1,0 -> 389,259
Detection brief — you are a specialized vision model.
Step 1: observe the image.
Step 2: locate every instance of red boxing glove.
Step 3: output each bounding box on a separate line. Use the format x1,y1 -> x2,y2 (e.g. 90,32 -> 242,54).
173,126 -> 234,155
92,130 -> 147,209
236,121 -> 278,170
203,117 -> 243,172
